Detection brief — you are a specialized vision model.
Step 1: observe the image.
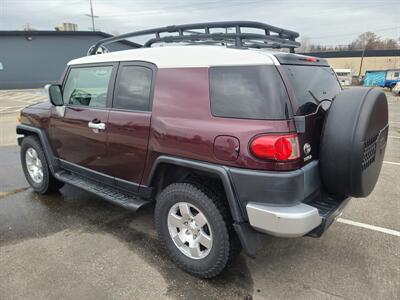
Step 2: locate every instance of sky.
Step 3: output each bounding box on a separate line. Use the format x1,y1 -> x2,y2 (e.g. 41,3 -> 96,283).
1,0 -> 399,46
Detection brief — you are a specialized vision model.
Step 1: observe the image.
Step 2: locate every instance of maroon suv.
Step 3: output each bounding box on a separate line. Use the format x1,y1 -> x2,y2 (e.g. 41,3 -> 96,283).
17,22 -> 388,278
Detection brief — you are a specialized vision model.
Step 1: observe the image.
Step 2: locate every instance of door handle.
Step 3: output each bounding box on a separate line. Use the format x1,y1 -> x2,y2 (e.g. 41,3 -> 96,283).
88,121 -> 106,131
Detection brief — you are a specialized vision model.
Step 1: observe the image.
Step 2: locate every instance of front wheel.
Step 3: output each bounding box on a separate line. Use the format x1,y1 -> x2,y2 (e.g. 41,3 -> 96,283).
155,182 -> 236,278
21,136 -> 64,194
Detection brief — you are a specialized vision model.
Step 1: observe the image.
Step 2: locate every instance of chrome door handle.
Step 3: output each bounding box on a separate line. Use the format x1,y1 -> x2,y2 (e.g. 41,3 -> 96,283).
88,121 -> 106,131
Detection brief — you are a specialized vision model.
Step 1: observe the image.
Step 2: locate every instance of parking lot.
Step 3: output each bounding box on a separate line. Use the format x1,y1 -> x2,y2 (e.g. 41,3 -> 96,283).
0,89 -> 399,299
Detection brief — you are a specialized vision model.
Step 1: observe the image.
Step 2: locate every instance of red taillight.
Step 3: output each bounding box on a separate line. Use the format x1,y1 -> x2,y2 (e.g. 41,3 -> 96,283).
250,134 -> 300,161
306,57 -> 317,62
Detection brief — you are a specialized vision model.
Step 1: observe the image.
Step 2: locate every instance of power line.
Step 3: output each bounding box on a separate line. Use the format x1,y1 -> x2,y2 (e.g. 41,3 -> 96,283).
310,26 -> 400,40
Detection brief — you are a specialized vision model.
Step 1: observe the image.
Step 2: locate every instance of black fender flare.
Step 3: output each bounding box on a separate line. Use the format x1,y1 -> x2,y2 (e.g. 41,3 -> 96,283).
147,156 -> 263,256
147,155 -> 245,222
16,124 -> 59,174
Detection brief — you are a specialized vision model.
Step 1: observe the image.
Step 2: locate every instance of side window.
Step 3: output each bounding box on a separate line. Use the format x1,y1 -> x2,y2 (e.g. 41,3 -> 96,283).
394,72 -> 399,78
114,66 -> 152,111
63,66 -> 113,108
209,65 -> 289,120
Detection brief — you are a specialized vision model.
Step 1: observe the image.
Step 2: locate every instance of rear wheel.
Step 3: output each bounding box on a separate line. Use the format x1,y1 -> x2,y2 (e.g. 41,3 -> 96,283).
21,136 -> 64,194
155,182 -> 236,278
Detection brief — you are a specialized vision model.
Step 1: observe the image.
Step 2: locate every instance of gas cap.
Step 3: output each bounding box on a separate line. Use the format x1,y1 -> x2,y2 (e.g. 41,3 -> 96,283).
213,135 -> 240,161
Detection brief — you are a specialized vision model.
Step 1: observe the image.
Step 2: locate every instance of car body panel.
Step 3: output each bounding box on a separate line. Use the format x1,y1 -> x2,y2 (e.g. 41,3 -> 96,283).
106,110 -> 152,187
49,106 -> 110,174
141,67 -> 299,183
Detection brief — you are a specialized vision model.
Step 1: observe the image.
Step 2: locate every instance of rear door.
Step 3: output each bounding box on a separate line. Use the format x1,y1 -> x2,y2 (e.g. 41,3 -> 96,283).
49,63 -> 117,177
279,62 -> 342,164
105,62 -> 155,192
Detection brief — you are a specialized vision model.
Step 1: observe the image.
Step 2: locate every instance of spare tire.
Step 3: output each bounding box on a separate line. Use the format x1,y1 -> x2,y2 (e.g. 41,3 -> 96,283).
320,87 -> 388,197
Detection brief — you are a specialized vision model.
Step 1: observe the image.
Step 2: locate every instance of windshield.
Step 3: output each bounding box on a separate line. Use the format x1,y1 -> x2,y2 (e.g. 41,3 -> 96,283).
282,65 -> 341,115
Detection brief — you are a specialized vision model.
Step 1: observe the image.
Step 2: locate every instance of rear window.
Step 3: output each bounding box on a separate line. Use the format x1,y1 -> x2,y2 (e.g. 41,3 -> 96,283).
114,66 -> 152,111
282,65 -> 341,115
209,65 -> 290,120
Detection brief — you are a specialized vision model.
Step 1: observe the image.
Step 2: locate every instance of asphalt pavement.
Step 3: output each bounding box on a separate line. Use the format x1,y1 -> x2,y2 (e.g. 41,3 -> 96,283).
0,90 -> 399,300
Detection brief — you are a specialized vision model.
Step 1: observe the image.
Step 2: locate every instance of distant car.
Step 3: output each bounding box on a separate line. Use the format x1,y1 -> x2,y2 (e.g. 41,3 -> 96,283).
16,21 -> 389,278
384,69 -> 400,89
393,82 -> 400,95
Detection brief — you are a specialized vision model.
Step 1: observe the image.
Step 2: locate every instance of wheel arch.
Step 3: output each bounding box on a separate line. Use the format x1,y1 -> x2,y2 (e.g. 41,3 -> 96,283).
148,156 -> 263,256
17,124 -> 59,174
147,156 -> 245,223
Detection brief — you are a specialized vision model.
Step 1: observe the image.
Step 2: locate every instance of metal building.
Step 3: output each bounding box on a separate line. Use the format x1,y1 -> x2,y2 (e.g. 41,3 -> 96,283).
301,49 -> 400,77
0,31 -> 139,89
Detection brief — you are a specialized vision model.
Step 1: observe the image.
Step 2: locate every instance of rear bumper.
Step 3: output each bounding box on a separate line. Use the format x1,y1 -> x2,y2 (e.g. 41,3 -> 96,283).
246,194 -> 350,237
229,160 -> 321,207
227,160 -> 350,237
246,202 -> 321,237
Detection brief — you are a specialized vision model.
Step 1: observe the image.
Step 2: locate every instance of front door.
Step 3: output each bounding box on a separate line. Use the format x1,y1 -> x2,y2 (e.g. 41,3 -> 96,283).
49,63 -> 116,175
105,62 -> 155,191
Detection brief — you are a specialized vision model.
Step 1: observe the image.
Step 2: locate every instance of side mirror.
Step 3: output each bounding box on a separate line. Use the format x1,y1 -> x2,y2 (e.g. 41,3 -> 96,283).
45,84 -> 63,106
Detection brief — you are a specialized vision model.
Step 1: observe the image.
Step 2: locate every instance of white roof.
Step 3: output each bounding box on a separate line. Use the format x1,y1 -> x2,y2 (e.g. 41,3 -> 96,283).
68,45 -> 278,68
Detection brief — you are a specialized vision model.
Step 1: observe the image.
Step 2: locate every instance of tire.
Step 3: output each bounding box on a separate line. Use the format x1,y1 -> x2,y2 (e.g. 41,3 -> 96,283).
155,182 -> 236,278
320,87 -> 388,197
21,135 -> 64,194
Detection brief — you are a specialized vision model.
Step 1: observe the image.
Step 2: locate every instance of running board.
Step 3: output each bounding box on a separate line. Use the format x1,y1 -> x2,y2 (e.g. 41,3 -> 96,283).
54,171 -> 152,211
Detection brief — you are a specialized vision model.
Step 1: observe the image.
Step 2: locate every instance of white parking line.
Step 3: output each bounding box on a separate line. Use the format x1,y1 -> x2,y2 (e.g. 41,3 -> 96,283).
388,135 -> 400,139
384,161 -> 400,166
337,218 -> 400,237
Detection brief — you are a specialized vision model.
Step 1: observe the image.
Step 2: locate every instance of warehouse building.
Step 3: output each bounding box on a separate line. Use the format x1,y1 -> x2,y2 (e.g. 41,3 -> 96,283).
0,31 -> 139,89
302,49 -> 400,77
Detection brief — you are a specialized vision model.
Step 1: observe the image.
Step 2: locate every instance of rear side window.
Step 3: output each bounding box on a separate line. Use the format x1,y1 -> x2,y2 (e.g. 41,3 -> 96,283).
282,65 -> 341,115
114,66 -> 152,111
209,65 -> 289,120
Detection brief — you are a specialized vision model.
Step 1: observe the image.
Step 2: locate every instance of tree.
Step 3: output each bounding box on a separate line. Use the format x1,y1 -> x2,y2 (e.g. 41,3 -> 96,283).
349,32 -> 382,50
302,32 -> 399,53
383,38 -> 399,50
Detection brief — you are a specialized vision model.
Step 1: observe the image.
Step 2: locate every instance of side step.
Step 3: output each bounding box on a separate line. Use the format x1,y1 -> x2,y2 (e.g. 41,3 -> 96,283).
306,193 -> 351,237
54,171 -> 152,211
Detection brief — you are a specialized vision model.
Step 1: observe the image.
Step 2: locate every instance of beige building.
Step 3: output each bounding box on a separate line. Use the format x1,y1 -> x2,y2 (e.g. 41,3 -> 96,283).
328,56 -> 399,76
303,50 -> 400,76
54,23 -> 78,32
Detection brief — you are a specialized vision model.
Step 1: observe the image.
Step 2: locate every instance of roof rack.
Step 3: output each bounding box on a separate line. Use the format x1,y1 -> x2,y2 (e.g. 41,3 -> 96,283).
88,21 -> 300,55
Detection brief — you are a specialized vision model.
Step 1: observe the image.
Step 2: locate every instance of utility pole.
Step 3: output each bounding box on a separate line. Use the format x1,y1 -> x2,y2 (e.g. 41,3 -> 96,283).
85,0 -> 99,31
358,44 -> 366,81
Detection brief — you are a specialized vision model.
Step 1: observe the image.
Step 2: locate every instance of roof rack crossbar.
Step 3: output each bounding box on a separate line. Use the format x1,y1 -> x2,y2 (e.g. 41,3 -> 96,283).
142,33 -> 300,49
89,21 -> 300,55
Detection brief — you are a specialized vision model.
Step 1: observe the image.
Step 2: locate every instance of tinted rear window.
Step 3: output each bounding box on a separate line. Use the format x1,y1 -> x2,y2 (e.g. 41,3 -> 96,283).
282,65 -> 341,115
210,65 -> 290,120
114,66 -> 152,111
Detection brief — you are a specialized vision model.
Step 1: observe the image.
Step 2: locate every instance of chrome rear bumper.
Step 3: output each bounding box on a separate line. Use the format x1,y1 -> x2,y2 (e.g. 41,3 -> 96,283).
246,202 -> 322,237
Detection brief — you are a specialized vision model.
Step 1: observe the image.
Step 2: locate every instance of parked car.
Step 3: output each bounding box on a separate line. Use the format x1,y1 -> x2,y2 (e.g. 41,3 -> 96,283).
393,82 -> 400,95
17,21 -> 389,278
384,69 -> 400,89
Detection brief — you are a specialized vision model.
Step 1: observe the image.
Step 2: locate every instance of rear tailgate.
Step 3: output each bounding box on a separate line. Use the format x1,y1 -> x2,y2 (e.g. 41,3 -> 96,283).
276,54 -> 342,165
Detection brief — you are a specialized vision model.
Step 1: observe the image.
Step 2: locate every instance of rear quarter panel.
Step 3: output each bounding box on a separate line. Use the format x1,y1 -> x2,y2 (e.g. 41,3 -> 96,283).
142,67 -> 298,182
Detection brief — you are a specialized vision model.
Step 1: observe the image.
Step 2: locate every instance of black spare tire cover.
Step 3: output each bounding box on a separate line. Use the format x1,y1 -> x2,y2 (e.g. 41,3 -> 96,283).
320,87 -> 388,197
